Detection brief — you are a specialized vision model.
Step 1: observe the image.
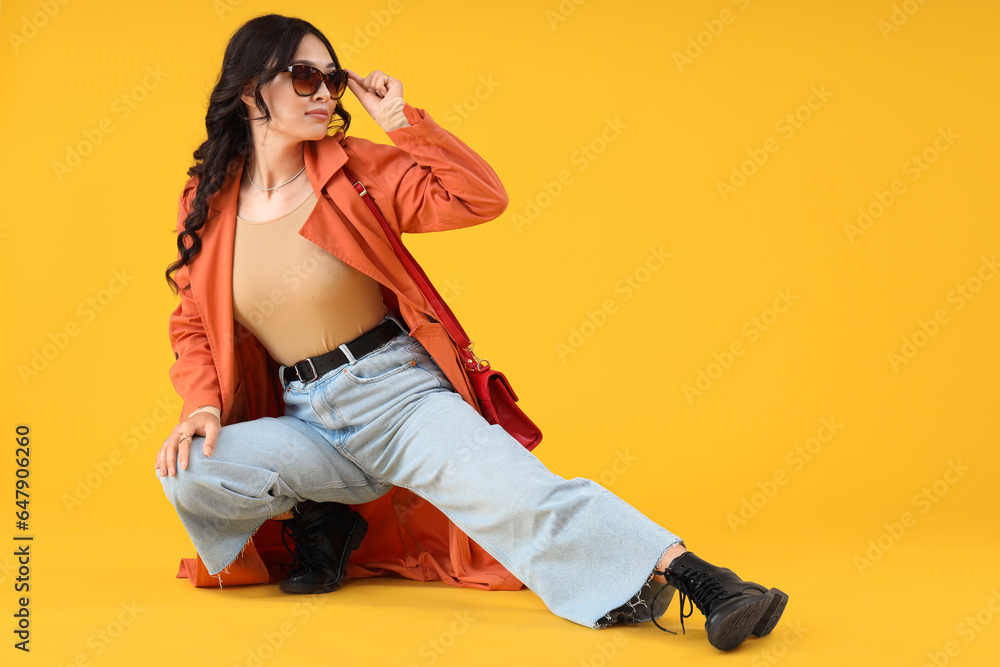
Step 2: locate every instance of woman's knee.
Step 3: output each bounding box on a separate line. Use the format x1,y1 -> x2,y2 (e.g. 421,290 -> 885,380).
159,428 -> 279,515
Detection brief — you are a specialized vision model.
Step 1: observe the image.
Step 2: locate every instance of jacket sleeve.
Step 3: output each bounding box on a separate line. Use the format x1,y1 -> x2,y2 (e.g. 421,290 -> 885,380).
167,178 -> 223,423
352,102 -> 509,235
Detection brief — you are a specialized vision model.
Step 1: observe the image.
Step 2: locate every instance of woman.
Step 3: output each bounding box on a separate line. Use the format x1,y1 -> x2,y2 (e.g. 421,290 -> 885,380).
156,13 -> 787,652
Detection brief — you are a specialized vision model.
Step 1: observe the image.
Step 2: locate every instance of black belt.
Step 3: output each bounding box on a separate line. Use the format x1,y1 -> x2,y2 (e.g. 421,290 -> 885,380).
280,317 -> 407,385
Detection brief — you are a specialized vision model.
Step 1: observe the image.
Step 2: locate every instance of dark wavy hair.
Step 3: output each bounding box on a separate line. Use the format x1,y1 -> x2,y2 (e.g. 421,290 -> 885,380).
165,14 -> 351,294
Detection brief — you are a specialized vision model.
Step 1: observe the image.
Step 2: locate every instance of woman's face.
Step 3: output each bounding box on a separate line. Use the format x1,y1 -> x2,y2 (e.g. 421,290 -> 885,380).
242,33 -> 339,143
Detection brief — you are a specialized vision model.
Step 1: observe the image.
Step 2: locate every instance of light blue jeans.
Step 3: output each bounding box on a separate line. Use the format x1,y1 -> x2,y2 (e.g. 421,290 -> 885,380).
159,313 -> 682,629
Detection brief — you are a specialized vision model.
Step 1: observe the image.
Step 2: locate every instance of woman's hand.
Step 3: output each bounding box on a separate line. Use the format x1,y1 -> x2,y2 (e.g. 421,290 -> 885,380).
156,412 -> 221,477
346,69 -> 404,120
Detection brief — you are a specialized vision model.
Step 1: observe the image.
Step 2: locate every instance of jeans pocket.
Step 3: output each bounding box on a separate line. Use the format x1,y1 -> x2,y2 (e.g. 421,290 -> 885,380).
214,467 -> 280,512
342,342 -> 417,385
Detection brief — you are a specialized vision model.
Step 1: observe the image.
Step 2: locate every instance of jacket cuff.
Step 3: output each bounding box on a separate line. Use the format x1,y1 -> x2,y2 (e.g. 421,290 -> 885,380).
385,103 -> 437,142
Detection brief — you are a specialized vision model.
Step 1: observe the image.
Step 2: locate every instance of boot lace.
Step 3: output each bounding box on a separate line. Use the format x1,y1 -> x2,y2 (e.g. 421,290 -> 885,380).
650,567 -> 726,635
280,516 -> 319,574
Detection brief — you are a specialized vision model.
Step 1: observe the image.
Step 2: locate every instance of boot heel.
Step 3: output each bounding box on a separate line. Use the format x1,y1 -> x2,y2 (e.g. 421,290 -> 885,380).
751,588 -> 788,637
346,513 -> 368,553
330,512 -> 368,586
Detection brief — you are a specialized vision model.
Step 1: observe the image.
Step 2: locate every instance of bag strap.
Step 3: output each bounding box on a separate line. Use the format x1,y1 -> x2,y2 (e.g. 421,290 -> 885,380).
341,164 -> 490,373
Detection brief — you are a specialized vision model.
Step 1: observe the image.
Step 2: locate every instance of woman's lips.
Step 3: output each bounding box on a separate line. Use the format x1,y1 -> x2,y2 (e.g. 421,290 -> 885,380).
306,111 -> 328,120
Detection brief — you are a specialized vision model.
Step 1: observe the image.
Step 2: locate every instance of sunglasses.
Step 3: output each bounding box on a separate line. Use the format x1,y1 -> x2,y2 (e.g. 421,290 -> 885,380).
282,64 -> 348,98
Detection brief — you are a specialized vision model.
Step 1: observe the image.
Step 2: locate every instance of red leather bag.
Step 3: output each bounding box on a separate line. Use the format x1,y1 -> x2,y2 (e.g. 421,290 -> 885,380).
342,164 -> 542,450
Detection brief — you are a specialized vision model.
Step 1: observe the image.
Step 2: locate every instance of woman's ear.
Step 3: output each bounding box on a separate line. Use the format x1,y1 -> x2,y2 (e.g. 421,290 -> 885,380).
240,82 -> 255,109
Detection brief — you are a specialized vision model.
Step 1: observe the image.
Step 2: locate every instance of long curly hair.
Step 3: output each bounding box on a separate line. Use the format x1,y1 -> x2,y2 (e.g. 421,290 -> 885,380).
165,14 -> 351,294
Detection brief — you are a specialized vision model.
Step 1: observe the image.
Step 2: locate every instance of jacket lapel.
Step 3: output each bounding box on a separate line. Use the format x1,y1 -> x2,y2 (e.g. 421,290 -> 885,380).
300,137 -> 429,316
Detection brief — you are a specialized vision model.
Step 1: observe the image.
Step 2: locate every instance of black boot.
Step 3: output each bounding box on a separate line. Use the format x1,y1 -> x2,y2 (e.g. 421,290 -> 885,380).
278,500 -> 368,594
651,552 -> 788,652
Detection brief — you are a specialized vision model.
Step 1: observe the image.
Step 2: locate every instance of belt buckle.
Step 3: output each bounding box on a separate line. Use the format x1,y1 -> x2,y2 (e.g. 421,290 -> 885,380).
295,357 -> 319,383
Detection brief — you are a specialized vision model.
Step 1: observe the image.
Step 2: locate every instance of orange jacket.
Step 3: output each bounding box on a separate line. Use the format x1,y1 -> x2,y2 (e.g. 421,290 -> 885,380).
167,102 -> 524,591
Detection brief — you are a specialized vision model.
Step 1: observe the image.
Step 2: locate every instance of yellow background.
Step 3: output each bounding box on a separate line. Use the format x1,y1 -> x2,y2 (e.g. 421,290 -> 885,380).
2,0 -> 998,664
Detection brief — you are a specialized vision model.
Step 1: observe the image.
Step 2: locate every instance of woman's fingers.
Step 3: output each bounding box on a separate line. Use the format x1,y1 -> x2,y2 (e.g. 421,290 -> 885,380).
350,69 -> 387,96
345,69 -> 367,97
155,413 -> 222,477
344,69 -> 404,118
368,70 -> 402,99
155,440 -> 165,476
367,71 -> 389,98
346,68 -> 366,87
156,431 -> 170,476
156,428 -> 180,477
345,68 -> 379,102
155,418 -> 196,477
202,416 -> 221,457
164,423 -> 189,476
176,424 -> 193,472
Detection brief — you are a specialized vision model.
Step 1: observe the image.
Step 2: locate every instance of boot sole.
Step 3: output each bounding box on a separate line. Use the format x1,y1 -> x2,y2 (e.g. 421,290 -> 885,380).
751,588 -> 788,638
279,512 -> 369,594
705,594 -> 772,652
279,578 -> 345,594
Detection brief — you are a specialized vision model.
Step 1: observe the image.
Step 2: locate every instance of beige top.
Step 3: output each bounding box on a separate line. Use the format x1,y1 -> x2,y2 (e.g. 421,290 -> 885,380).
188,98 -> 409,423
230,187 -> 390,367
